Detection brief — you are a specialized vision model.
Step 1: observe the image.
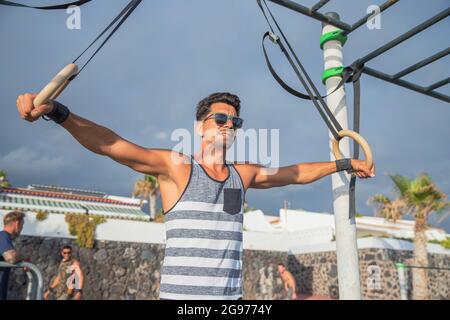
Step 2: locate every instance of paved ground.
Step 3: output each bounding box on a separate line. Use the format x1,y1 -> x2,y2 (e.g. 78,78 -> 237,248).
295,294 -> 335,300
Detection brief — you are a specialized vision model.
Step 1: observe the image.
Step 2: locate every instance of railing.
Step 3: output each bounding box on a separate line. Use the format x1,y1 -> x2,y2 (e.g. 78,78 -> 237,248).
395,262 -> 450,300
0,261 -> 44,300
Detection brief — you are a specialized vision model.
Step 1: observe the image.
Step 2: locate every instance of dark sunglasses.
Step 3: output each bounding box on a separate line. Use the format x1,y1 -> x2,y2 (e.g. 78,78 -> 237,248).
62,251 -> 72,255
203,113 -> 244,129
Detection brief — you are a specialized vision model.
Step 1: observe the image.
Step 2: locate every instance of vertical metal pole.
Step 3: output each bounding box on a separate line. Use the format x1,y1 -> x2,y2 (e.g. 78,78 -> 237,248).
396,263 -> 408,300
321,12 -> 361,300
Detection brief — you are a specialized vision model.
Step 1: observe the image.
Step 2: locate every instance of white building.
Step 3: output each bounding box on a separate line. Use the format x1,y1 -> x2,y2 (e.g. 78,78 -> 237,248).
1,185 -> 447,255
0,185 -> 149,220
243,208 -> 449,245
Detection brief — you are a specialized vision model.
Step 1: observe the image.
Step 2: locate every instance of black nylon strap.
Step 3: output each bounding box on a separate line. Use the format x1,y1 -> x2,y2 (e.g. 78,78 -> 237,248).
258,0 -> 344,140
257,0 -> 367,221
262,34 -> 351,101
2,0 -> 142,81
0,0 -> 93,10
260,0 -> 341,126
263,33 -> 341,139
262,33 -> 320,100
348,67 -> 363,219
72,0 -> 142,76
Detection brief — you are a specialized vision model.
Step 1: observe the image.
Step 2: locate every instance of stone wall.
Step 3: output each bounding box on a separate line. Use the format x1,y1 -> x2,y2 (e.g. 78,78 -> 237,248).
8,236 -> 164,300
6,236 -> 449,300
243,248 -> 450,300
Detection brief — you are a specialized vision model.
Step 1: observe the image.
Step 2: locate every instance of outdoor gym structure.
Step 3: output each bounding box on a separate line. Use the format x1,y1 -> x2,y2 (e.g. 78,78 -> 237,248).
260,0 -> 448,299
1,0 -> 448,300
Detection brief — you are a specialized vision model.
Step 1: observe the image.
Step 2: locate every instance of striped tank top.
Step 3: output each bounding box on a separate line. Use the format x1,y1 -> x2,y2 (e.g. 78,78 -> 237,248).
159,156 -> 245,300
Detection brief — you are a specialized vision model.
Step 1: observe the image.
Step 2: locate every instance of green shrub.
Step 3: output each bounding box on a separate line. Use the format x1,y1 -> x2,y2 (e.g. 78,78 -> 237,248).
65,213 -> 106,248
35,210 -> 48,221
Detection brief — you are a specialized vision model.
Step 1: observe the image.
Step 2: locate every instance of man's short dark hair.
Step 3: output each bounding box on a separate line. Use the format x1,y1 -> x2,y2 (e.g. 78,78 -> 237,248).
3,211 -> 25,226
196,92 -> 241,121
278,263 -> 285,267
62,245 -> 72,252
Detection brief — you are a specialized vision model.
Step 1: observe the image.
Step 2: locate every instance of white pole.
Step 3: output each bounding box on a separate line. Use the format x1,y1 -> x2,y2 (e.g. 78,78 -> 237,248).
321,12 -> 361,300
396,263 -> 408,300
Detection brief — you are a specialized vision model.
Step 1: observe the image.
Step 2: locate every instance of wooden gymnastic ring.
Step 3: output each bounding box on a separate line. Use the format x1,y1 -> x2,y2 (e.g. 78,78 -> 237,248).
331,129 -> 373,169
33,64 -> 78,107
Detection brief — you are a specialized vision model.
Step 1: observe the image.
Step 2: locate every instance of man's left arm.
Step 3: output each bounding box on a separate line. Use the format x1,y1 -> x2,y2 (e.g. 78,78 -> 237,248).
73,261 -> 84,300
249,159 -> 374,189
1,232 -> 19,264
288,273 -> 297,298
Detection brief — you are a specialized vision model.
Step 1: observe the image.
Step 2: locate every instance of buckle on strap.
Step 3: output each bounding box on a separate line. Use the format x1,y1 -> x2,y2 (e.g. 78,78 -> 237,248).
268,32 -> 279,44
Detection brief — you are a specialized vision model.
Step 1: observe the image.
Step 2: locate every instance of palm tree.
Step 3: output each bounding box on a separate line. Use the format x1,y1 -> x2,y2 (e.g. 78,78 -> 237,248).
133,175 -> 160,219
368,173 -> 449,300
0,170 -> 10,187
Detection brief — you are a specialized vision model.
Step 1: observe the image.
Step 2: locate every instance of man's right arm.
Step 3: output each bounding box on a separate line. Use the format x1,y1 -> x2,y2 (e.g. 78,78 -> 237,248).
283,281 -> 288,291
16,93 -> 172,177
2,249 -> 18,264
44,274 -> 61,300
50,274 -> 61,289
60,113 -> 170,175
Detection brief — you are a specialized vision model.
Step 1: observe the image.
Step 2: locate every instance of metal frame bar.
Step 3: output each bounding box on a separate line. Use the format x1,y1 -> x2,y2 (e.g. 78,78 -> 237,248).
349,0 -> 400,33
310,0 -> 330,13
427,77 -> 449,92
268,0 -> 352,31
268,0 -> 400,34
267,0 -> 449,103
392,47 -> 450,79
363,67 -> 450,103
356,7 -> 450,65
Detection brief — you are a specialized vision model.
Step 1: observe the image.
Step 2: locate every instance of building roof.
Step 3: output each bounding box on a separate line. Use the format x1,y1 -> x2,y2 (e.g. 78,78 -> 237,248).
28,184 -> 107,197
244,210 -> 280,232
244,208 -> 448,242
0,187 -> 148,217
1,187 -> 138,206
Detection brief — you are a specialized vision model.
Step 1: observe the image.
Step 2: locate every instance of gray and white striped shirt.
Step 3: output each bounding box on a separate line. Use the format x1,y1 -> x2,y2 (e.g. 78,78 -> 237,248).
159,157 -> 245,300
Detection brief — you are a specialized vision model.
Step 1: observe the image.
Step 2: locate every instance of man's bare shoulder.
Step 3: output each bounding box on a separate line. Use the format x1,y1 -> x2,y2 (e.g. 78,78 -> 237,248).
155,150 -> 191,166
72,259 -> 81,266
145,149 -> 191,174
231,161 -> 264,169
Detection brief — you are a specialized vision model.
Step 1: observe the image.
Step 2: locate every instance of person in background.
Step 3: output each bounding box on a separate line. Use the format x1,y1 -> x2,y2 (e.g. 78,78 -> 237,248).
44,245 -> 84,300
0,211 -> 26,300
278,263 -> 298,300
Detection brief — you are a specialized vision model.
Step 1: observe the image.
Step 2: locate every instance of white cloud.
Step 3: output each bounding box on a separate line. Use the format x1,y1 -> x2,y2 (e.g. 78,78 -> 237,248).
154,131 -> 169,141
0,147 -> 70,178
138,126 -> 169,141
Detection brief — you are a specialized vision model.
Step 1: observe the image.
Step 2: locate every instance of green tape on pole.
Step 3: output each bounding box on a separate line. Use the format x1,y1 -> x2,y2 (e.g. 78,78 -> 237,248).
320,29 -> 347,49
322,66 -> 344,84
396,263 -> 406,269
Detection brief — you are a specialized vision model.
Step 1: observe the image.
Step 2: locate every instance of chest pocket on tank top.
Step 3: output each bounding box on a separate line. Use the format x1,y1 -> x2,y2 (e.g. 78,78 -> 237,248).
223,188 -> 242,214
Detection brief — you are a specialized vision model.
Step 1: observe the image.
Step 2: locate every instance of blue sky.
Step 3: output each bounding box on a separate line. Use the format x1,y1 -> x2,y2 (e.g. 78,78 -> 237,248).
1,0 -> 449,231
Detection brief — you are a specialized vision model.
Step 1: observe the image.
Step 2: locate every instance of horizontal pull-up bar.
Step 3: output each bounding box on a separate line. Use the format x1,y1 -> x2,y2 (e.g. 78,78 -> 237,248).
392,47 -> 450,79
349,0 -> 400,34
268,0 -> 400,34
426,77 -> 449,92
363,67 -> 450,103
268,0 -> 352,31
310,0 -> 329,13
264,1 -> 448,103
357,7 -> 450,65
